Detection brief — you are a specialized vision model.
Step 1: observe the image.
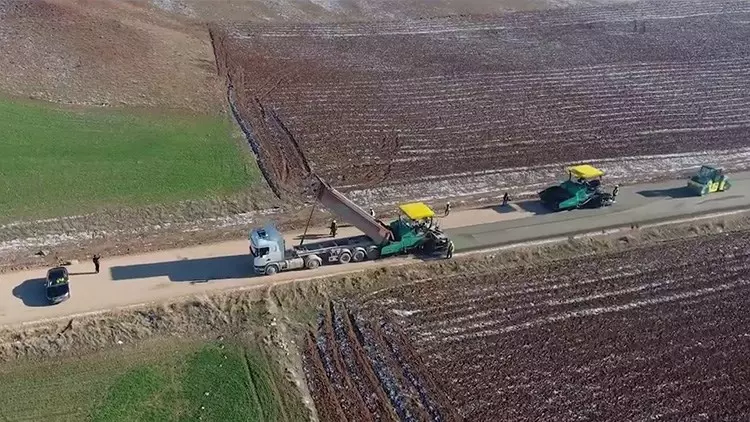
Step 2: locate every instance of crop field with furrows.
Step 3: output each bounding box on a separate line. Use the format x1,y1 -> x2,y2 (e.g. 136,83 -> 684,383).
305,230 -> 750,421
213,0 -> 750,203
303,302 -> 461,421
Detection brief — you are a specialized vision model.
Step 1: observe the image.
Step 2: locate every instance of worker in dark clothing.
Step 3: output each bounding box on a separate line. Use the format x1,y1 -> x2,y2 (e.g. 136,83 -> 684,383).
502,192 -> 511,207
444,202 -> 451,216
446,241 -> 455,259
369,208 -> 376,218
612,184 -> 620,198
93,254 -> 101,274
329,220 -> 338,238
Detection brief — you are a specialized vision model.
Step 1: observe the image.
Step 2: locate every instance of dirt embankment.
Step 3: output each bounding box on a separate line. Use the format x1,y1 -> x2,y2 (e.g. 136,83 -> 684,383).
0,0 -> 223,112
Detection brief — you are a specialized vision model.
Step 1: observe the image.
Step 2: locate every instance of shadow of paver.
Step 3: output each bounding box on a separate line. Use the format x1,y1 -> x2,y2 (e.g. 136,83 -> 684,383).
637,187 -> 695,199
516,200 -> 555,215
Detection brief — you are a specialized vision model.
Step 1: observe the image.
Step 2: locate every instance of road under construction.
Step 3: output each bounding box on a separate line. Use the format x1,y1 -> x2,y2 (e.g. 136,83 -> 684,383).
3,171 -> 750,327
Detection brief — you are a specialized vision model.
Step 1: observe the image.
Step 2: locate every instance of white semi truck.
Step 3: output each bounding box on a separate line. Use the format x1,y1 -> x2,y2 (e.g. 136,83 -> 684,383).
249,177 -> 451,276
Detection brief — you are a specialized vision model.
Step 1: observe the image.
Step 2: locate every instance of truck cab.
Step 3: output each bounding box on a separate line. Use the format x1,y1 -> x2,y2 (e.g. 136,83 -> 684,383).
249,225 -> 286,274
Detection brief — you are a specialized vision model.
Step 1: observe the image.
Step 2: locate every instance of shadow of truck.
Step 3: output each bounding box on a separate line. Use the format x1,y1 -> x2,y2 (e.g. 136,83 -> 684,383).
109,254 -> 255,283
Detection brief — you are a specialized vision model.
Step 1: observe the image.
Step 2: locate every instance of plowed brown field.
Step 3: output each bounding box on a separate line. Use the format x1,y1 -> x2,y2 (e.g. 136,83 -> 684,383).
305,230 -> 750,421
213,0 -> 750,203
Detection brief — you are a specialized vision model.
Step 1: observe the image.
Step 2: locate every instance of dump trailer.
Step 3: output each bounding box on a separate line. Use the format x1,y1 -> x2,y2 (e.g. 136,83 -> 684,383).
539,165 -> 614,211
687,165 -> 730,196
249,177 -> 451,275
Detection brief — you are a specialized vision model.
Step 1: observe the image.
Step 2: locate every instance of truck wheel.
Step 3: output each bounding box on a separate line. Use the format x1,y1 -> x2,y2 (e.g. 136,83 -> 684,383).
352,248 -> 366,262
367,246 -> 380,260
305,258 -> 321,269
264,264 -> 279,276
339,251 -> 352,264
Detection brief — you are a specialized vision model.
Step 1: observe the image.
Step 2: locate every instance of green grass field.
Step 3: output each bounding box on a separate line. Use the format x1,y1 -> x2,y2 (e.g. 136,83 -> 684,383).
0,98 -> 261,221
0,338 -> 308,422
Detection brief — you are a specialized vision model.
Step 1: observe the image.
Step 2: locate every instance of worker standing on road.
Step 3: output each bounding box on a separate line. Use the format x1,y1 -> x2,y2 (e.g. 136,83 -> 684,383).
369,208 -> 376,218
612,184 -> 620,202
330,220 -> 338,238
92,254 -> 101,274
502,192 -> 511,207
446,240 -> 455,259
444,202 -> 451,216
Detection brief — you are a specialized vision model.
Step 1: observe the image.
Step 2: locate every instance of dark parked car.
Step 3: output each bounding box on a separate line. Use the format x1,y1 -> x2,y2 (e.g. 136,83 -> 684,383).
45,266 -> 70,304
